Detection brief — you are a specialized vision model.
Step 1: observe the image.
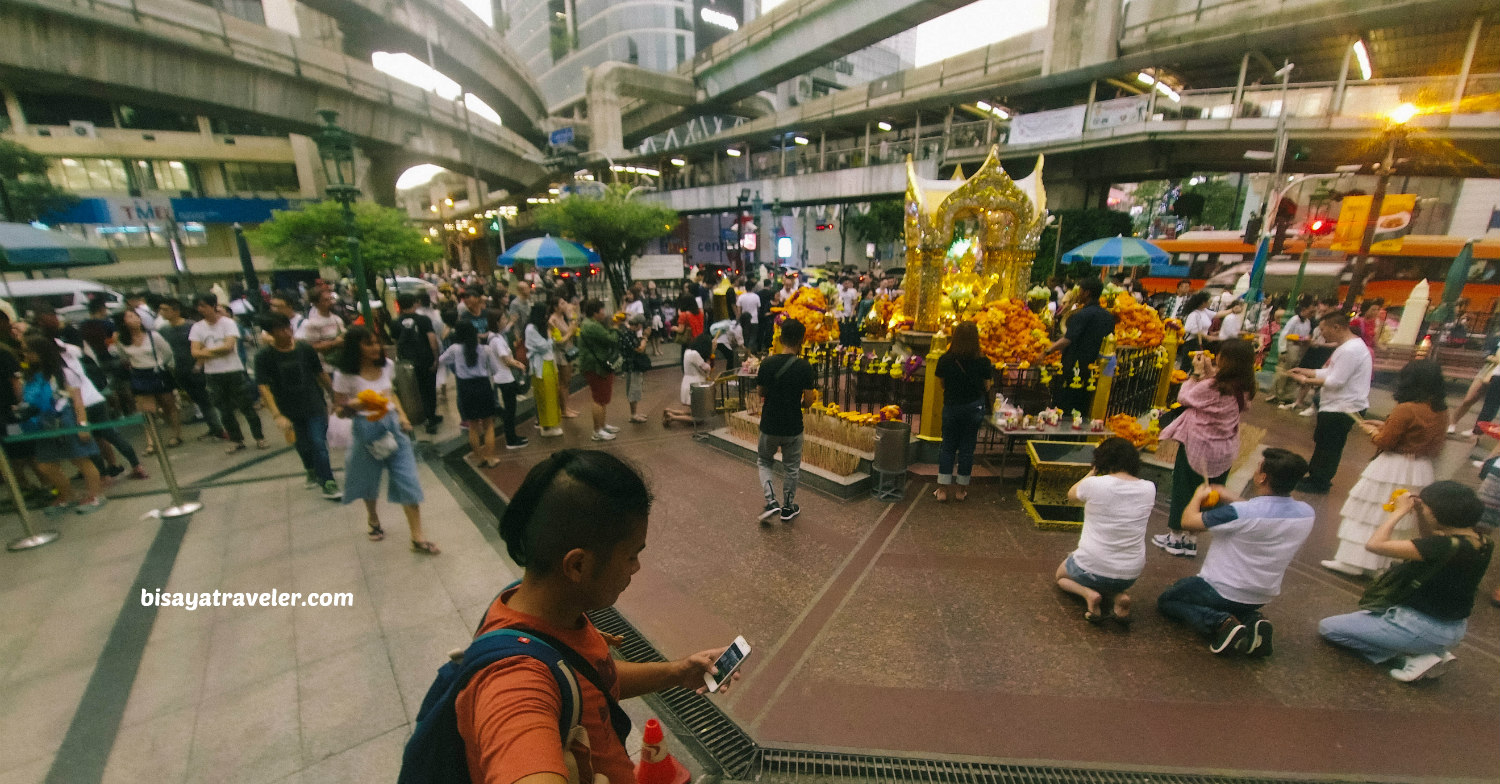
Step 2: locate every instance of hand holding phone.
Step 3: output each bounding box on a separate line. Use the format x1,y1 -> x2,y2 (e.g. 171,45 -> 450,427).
702,636 -> 751,693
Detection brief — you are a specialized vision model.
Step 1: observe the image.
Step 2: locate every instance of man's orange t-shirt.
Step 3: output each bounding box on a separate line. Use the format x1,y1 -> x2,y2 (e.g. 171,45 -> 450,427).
455,588 -> 634,784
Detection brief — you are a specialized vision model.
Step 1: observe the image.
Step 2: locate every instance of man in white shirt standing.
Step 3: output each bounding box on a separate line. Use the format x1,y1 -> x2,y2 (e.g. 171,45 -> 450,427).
191,293 -> 266,453
735,280 -> 762,352
295,287 -> 346,373
835,278 -> 860,347
1288,312 -> 1371,493
127,291 -> 157,332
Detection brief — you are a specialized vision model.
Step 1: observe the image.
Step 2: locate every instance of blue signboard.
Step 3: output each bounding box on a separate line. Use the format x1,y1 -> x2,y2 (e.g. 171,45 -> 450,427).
39,197 -> 289,225
170,197 -> 289,224
549,127 -> 574,147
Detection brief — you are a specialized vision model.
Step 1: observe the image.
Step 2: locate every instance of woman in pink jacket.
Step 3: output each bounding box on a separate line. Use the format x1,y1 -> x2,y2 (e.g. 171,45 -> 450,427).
1153,339 -> 1257,558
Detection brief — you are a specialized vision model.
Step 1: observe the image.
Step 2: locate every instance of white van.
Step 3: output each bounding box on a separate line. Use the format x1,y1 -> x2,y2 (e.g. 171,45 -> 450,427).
0,278 -> 126,324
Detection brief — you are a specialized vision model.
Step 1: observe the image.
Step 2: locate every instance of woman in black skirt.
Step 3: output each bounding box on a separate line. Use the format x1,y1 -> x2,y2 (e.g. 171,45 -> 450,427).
439,320 -> 500,468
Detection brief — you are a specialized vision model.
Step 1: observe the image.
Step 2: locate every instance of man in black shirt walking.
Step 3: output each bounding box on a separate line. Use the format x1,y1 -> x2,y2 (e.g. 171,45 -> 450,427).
755,318 -> 817,523
1048,278 -> 1116,416
393,293 -> 442,435
255,314 -> 340,499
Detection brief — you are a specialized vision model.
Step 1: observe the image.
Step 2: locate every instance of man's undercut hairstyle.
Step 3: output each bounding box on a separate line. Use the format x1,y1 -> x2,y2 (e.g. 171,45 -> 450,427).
1260,448 -> 1309,495
499,449 -> 653,576
779,318 -> 806,347
1319,312 -> 1350,332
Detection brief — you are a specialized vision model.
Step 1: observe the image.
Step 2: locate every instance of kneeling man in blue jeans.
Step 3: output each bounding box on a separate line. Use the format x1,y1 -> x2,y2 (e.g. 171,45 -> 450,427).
1157,448 -> 1314,656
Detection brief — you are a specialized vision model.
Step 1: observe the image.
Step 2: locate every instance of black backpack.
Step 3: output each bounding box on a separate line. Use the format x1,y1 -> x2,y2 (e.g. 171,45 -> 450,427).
397,605 -> 632,784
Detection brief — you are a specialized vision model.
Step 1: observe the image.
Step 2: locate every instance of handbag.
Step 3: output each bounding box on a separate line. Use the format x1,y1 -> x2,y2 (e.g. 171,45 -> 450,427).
367,431 -> 399,461
1357,536 -> 1462,612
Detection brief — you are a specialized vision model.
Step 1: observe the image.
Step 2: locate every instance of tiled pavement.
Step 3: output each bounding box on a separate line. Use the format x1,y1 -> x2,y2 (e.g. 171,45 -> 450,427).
2,358 -> 1498,783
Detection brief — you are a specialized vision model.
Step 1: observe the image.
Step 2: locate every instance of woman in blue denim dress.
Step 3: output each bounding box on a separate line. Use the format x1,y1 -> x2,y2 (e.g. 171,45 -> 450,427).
332,326 -> 438,554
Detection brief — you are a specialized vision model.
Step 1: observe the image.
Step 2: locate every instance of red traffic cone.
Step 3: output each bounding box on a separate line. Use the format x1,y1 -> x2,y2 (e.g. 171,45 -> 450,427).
635,718 -> 689,784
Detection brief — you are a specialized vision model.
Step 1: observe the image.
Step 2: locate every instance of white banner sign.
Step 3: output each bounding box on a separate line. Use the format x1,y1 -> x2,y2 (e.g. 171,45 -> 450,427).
631,254 -> 685,281
1088,95 -> 1150,131
1007,105 -> 1087,146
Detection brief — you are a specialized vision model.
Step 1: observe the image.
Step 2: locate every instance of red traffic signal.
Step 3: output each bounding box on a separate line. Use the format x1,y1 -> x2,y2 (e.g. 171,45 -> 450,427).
815,222 -> 832,231
1305,217 -> 1334,236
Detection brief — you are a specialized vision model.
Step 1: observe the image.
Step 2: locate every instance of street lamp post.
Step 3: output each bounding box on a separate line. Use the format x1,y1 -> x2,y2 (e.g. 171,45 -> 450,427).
313,110 -> 374,329
1343,104 -> 1415,310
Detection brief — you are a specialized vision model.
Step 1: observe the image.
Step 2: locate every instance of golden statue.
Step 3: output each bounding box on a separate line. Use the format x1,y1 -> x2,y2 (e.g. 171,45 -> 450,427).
902,147 -> 1048,333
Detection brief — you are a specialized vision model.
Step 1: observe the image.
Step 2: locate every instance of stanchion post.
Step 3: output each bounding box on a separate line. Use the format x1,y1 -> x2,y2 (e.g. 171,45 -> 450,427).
143,412 -> 203,519
2,440 -> 59,552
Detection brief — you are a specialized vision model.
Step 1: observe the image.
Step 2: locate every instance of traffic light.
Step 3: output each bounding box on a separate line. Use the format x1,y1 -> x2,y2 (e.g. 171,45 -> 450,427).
815,222 -> 832,231
1305,217 -> 1335,236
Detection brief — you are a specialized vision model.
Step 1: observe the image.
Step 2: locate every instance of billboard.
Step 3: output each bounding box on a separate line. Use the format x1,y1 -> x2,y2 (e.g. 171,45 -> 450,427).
1332,194 -> 1417,253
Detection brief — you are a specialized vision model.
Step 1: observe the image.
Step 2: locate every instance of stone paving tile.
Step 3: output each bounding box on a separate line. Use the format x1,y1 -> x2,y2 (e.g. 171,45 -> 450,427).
184,670 -> 301,784
101,703 -> 196,784
297,638 -> 407,763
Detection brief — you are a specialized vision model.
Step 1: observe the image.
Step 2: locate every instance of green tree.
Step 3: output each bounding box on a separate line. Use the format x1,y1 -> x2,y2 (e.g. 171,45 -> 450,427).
1035,208 -> 1135,283
1181,178 -> 1240,229
247,200 -> 442,275
0,139 -> 78,222
532,183 -> 679,300
845,198 -> 905,262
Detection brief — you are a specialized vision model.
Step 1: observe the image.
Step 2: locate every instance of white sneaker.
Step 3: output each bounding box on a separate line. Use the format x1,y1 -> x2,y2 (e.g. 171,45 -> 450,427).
602,424 -> 620,434
1389,652 -> 1456,682
539,427 -> 564,437
1299,407 -> 1316,417
591,429 -> 617,441
1151,533 -> 1178,551
1446,424 -> 1457,434
1320,559 -> 1365,576
1278,402 -> 1298,410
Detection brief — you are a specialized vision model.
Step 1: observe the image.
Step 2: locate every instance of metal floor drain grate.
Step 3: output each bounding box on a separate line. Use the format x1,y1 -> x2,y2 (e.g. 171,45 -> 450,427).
589,607 -> 1383,784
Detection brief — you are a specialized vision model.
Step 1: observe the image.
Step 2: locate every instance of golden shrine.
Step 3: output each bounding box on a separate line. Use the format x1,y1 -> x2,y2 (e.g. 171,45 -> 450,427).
901,147 -> 1049,333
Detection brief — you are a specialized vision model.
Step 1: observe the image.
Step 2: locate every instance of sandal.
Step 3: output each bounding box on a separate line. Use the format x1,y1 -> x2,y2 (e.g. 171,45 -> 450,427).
411,540 -> 441,555
933,487 -> 949,502
144,446 -> 158,456
479,458 -> 501,469
226,443 -> 247,454
165,437 -> 183,448
630,415 -> 649,423
256,439 -> 270,449
366,522 -> 385,541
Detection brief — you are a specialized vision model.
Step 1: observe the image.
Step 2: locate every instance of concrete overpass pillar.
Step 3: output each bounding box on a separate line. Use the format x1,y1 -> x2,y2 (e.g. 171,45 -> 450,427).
586,66 -> 628,159
1044,0 -> 1121,74
363,152 -> 402,207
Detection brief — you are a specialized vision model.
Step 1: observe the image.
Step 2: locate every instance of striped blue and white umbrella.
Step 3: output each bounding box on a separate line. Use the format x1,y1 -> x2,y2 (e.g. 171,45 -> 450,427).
1061,235 -> 1169,268
497,235 -> 600,269
0,222 -> 117,270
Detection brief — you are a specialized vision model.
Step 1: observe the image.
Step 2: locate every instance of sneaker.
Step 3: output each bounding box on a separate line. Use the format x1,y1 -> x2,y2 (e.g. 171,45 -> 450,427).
304,471 -> 319,489
1298,407 -> 1316,417
758,502 -> 781,523
43,502 -> 72,517
74,496 -> 109,515
506,438 -> 531,450
539,427 -> 564,438
1246,619 -> 1274,658
321,480 -> 342,500
1167,534 -> 1198,557
591,429 -> 617,441
1446,423 -> 1457,434
1263,395 -> 1281,403
1277,402 -> 1298,410
1389,652 -> 1455,682
1150,532 -> 1178,552
780,503 -> 800,522
105,465 -> 126,478
602,424 -> 620,434
129,466 -> 148,480
1209,617 -> 1248,655
1320,559 -> 1364,577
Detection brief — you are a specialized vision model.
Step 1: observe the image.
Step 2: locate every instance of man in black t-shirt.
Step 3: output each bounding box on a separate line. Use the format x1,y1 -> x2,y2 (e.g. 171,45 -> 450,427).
393,293 -> 442,434
255,314 -> 339,499
1048,278 -> 1116,416
755,318 -> 817,524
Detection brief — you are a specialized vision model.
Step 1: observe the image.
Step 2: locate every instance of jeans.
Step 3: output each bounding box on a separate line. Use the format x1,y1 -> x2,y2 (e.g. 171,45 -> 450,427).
1269,344 -> 1306,402
757,432 -> 803,506
1478,379 -> 1500,426
1307,410 -> 1357,489
290,413 -> 334,484
1157,576 -> 1264,636
1319,606 -> 1468,663
414,362 -> 438,427
85,402 -> 139,470
497,381 -> 522,444
1167,447 -> 1229,531
938,400 -> 985,485
206,371 -> 264,444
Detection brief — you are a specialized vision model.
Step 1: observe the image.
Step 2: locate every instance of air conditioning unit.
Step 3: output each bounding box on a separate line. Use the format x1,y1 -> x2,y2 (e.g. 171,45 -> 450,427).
69,121 -> 97,139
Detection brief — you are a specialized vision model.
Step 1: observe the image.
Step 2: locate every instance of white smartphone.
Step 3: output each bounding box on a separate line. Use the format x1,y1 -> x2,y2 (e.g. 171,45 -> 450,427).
703,636 -> 751,693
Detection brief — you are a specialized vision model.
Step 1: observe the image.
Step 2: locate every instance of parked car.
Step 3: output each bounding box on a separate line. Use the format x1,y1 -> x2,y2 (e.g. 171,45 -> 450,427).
0,278 -> 125,323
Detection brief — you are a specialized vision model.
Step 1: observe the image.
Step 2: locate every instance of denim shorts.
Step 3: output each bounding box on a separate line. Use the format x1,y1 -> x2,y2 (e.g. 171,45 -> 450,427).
1065,555 -> 1137,594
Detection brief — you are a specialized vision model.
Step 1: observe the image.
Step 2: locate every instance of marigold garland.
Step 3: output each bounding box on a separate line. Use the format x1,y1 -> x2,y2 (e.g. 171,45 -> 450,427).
1106,293 -> 1166,349
775,287 -> 833,343
973,298 -> 1054,366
